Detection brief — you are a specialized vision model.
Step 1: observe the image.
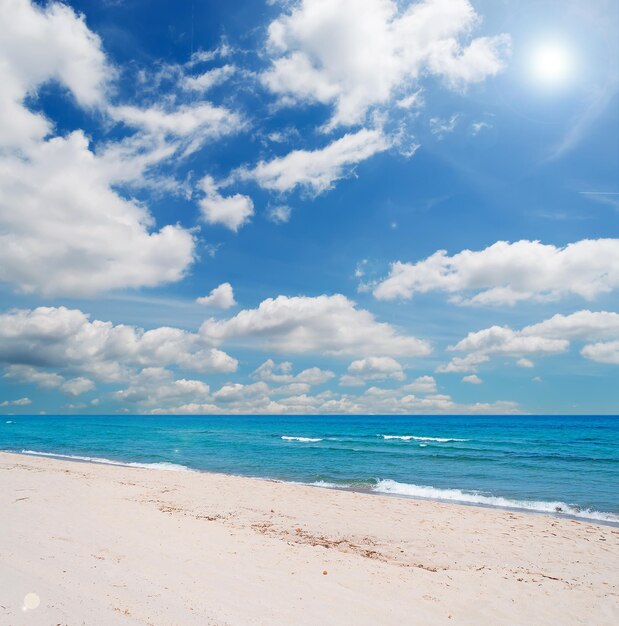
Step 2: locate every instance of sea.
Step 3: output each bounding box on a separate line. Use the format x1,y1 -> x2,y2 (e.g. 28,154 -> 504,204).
2,414 -> 618,523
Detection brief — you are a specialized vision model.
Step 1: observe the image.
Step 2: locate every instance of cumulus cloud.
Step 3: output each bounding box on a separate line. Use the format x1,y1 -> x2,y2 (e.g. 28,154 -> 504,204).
261,0 -> 509,128
61,377 -> 96,397
199,294 -> 431,357
462,374 -> 482,384
0,131 -> 196,296
199,176 -> 254,231
84,348 -> 520,416
239,128 -> 390,194
340,356 -> 405,386
213,381 -> 270,403
0,306 -> 238,382
436,353 -> 489,374
440,310 -> 619,372
196,283 -> 237,309
401,375 -> 437,393
581,341 -> 619,365
516,358 -> 534,368
0,0 -> 200,296
0,0 -> 110,150
158,380 -> 520,416
113,368 -> 212,408
374,239 -> 619,305
4,365 -> 65,389
251,359 -> 334,385
0,397 -> 32,407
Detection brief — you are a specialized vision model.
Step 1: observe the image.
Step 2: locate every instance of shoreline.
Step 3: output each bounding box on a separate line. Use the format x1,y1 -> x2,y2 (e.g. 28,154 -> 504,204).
12,448 -> 619,527
1,451 -> 618,624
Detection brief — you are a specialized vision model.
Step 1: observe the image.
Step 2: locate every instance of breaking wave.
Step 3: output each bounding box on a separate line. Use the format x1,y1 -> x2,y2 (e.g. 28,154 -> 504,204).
379,435 -> 468,443
372,479 -> 619,523
20,450 -> 192,472
301,478 -> 619,522
281,436 -> 323,443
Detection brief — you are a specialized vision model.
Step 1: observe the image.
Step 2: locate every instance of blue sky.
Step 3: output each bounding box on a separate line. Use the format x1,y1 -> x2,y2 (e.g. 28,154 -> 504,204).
1,0 -> 618,415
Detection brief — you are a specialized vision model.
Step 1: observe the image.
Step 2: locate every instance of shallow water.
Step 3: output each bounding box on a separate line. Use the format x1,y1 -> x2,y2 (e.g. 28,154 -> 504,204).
2,414 -> 618,522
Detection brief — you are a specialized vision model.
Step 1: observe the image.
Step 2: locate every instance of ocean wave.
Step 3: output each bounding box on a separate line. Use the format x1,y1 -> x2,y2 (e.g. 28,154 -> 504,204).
281,436 -> 323,443
379,435 -> 468,443
5,420 -> 14,424
372,479 -> 619,523
20,450 -> 192,472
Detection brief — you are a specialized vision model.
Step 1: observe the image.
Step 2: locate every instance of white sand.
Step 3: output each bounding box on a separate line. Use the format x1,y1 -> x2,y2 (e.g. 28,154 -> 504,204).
1,451 -> 617,625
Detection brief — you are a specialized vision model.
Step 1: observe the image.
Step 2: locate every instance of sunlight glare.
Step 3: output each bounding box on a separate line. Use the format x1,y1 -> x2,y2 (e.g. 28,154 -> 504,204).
529,42 -> 573,87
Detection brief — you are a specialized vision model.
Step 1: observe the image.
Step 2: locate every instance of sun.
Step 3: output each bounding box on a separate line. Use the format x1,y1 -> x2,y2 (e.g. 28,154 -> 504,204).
529,42 -> 573,87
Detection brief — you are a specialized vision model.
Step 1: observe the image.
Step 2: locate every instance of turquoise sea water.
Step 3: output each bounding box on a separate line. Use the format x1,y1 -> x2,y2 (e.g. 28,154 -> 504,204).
1,415 -> 618,522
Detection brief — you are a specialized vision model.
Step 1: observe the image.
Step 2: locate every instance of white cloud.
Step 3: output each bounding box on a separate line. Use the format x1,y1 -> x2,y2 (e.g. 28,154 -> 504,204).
374,239 -> 619,305
516,358 -> 534,368
150,402 -> 220,415
0,0 -> 198,296
436,353 -> 489,374
430,114 -> 459,137
261,0 -> 509,128
396,90 -> 424,110
581,341 -> 619,365
266,205 -> 292,224
344,356 -> 405,385
111,102 -> 242,142
0,0 -> 110,151
159,380 -> 520,415
251,359 -> 334,385
451,326 -> 568,356
199,176 -> 254,231
113,368 -> 211,408
462,374 -> 482,384
471,120 -> 491,135
355,259 -> 368,279
441,310 -> 619,373
196,283 -> 237,309
0,397 -> 32,407
240,128 -> 390,194
339,375 -> 367,387
61,377 -> 96,396
200,294 -> 432,357
0,132 -> 196,296
0,306 -> 238,382
401,375 -> 437,393
213,381 -> 270,403
181,64 -> 236,92
524,310 -> 619,341
4,365 -> 64,389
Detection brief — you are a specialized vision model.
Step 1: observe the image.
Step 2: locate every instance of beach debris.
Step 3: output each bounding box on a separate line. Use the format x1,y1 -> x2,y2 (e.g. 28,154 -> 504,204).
323,570 -> 328,575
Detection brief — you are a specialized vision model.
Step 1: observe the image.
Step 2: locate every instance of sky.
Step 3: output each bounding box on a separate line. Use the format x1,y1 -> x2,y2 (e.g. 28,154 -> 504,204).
0,0 -> 618,416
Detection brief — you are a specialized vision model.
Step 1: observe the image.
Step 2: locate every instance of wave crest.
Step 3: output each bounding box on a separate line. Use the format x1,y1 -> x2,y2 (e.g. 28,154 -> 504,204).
379,435 -> 468,443
281,436 -> 323,443
20,450 -> 191,472
372,479 -> 619,523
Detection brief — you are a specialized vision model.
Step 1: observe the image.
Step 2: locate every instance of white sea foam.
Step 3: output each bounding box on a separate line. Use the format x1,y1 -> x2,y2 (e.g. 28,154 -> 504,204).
379,435 -> 467,443
281,436 -> 323,443
20,450 -> 192,472
309,480 -> 340,488
372,479 -> 619,523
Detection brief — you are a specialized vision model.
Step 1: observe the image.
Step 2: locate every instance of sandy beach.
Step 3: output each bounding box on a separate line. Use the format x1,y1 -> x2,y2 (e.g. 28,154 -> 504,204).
0,452 -> 617,625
